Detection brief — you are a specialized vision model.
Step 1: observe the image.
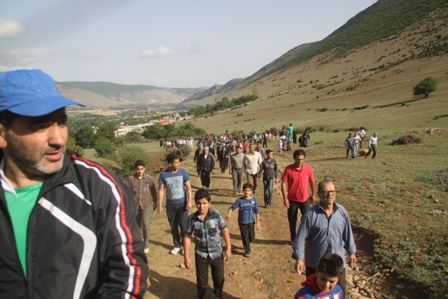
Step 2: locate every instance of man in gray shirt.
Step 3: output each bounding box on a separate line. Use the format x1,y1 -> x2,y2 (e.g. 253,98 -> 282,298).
229,146 -> 244,195
292,179 -> 356,294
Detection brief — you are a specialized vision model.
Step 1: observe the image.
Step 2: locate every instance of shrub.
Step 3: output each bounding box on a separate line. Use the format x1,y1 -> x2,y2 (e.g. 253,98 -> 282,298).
166,146 -> 192,162
115,145 -> 150,180
413,77 -> 438,98
390,135 -> 422,145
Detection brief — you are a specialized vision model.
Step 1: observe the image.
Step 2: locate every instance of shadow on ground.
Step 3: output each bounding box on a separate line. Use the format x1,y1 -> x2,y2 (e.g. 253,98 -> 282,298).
148,270 -> 242,299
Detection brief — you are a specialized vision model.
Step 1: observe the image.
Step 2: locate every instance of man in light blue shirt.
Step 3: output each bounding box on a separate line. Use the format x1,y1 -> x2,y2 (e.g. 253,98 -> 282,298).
292,179 -> 356,294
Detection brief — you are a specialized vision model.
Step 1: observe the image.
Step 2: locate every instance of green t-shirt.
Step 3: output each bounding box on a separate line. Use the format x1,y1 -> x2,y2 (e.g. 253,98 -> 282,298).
5,182 -> 43,275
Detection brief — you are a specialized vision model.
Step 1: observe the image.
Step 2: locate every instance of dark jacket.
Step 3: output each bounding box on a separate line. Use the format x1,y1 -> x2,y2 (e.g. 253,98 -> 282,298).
0,150 -> 148,298
197,153 -> 215,173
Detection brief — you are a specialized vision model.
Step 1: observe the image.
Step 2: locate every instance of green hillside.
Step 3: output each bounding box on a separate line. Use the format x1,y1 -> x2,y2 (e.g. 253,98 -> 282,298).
264,0 -> 448,77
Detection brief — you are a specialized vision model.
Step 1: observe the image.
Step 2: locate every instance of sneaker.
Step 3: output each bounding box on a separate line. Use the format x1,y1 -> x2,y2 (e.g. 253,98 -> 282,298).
144,247 -> 149,254
169,247 -> 181,255
244,253 -> 251,258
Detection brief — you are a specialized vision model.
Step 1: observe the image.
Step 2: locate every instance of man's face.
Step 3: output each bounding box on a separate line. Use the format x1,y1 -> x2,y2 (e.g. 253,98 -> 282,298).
135,165 -> 145,178
250,144 -> 255,154
316,271 -> 339,293
204,147 -> 209,154
293,154 -> 305,167
169,158 -> 180,171
236,147 -> 242,154
267,152 -> 274,159
318,182 -> 337,207
256,143 -> 261,148
0,108 -> 68,181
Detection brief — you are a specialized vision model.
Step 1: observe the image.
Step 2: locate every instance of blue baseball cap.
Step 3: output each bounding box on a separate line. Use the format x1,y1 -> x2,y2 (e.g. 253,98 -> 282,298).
0,69 -> 84,117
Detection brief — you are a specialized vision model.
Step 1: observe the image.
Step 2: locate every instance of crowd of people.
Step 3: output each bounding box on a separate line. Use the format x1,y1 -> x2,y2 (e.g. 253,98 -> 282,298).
0,69 -> 364,299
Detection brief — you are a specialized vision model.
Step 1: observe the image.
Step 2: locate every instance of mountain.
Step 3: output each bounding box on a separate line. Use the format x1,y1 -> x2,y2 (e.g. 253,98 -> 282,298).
56,81 -> 206,108
181,0 -> 448,106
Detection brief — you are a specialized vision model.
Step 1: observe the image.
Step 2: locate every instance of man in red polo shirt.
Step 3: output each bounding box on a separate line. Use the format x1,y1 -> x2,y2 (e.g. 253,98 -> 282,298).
281,149 -> 316,243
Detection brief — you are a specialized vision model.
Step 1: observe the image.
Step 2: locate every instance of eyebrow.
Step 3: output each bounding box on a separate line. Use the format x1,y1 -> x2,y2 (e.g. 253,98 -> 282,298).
29,113 -> 68,126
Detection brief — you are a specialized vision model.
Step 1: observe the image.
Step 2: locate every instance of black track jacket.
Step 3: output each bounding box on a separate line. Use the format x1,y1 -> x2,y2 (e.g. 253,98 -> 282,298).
0,150 -> 148,298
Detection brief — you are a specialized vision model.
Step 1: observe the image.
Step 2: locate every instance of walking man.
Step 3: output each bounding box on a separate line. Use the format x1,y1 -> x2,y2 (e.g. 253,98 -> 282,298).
127,160 -> 158,253
281,149 -> 315,243
0,69 -> 148,297
261,150 -> 278,208
229,145 -> 245,195
292,180 -> 357,294
196,146 -> 215,189
243,144 -> 263,194
158,153 -> 193,255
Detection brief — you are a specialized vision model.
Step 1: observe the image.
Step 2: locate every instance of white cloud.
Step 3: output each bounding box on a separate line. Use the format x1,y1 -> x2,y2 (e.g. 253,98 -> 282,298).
0,20 -> 23,40
140,46 -> 176,58
0,47 -> 50,67
190,45 -> 208,54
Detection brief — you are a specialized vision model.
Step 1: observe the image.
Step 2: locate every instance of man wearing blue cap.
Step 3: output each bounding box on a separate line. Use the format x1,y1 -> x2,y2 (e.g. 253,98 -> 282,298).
0,69 -> 148,298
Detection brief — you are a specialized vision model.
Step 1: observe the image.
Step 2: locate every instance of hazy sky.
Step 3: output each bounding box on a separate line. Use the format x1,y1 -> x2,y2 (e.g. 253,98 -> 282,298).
0,0 -> 377,88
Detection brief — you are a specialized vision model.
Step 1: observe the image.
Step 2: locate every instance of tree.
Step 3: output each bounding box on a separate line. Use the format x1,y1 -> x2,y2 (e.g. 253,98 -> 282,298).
115,145 -> 149,180
125,131 -> 142,143
94,137 -> 116,158
74,125 -> 96,148
96,121 -> 119,141
67,137 -> 84,155
142,124 -> 167,140
413,76 -> 438,98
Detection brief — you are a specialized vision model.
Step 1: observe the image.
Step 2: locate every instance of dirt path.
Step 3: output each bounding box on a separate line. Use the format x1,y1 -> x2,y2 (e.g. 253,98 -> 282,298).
145,151 -> 375,299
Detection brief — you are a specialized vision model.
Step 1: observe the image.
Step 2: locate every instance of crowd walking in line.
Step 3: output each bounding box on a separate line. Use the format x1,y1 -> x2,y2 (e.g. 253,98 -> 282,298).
0,69 -> 382,299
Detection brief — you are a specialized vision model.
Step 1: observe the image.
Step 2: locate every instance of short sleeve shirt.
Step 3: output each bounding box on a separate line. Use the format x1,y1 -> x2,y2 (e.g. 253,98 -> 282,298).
158,168 -> 190,205
185,209 -> 227,260
281,163 -> 314,203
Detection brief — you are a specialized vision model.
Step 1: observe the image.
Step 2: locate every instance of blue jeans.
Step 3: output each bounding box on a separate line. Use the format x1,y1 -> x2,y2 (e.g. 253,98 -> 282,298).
263,178 -> 274,206
166,203 -> 188,248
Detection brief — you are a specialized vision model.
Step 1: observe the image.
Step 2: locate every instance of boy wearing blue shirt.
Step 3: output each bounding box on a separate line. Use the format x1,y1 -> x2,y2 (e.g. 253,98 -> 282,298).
226,183 -> 260,258
294,253 -> 344,299
184,189 -> 231,299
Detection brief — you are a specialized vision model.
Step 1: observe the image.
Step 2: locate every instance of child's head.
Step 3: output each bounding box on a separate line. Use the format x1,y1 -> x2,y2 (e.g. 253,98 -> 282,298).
265,149 -> 273,159
194,189 -> 211,215
166,153 -> 180,170
315,253 -> 344,293
134,160 -> 146,177
242,183 -> 253,198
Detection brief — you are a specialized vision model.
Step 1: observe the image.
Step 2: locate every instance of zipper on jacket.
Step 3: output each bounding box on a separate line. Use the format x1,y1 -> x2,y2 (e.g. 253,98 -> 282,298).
23,276 -> 29,286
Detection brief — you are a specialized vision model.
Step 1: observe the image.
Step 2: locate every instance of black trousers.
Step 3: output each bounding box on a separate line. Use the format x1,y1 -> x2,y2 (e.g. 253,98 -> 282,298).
306,266 -> 346,294
239,222 -> 255,254
195,254 -> 224,299
288,199 -> 310,242
200,171 -> 212,188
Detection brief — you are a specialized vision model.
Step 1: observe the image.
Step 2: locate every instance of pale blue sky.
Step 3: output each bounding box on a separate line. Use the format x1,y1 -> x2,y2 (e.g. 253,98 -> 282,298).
0,0 -> 377,88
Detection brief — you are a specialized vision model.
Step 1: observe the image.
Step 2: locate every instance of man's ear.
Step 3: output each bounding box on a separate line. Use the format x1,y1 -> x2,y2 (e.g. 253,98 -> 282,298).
0,124 -> 7,149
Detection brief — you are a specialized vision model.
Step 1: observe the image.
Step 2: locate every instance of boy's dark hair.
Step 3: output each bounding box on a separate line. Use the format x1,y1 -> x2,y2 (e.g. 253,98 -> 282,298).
195,188 -> 211,203
134,160 -> 145,168
316,253 -> 344,277
242,183 -> 253,191
293,149 -> 306,158
166,153 -> 180,163
265,149 -> 272,155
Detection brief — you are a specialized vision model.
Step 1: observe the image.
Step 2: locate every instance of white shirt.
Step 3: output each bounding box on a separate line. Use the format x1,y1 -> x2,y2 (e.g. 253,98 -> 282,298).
243,152 -> 263,175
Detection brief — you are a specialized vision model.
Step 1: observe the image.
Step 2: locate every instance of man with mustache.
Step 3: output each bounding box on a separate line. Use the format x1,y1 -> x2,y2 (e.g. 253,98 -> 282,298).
0,69 -> 148,298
